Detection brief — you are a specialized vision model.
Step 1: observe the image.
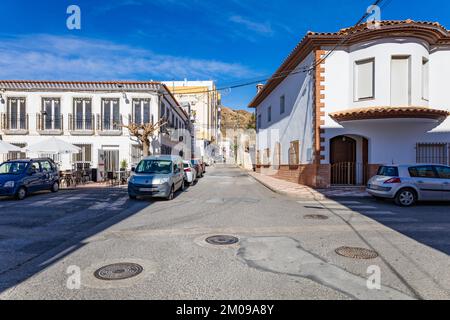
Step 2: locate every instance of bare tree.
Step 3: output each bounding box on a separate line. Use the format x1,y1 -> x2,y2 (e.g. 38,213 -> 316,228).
121,118 -> 167,157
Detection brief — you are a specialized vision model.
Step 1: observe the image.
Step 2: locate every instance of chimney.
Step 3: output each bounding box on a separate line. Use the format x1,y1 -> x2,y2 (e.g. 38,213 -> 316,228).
256,83 -> 264,94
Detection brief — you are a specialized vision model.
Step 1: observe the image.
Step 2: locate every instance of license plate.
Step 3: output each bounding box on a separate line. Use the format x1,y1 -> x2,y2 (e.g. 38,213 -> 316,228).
140,188 -> 156,192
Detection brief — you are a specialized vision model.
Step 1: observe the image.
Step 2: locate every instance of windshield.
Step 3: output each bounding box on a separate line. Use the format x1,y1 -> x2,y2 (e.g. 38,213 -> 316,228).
377,166 -> 399,177
0,162 -> 28,175
183,163 -> 190,168
135,160 -> 172,174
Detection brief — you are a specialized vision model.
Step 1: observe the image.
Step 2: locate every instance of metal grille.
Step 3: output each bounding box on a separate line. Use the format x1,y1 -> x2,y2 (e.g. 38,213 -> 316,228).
331,162 -> 367,186
73,144 -> 92,163
416,143 -> 448,165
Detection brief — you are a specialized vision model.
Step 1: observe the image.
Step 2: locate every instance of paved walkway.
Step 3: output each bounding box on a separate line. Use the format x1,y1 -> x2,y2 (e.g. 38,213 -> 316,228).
248,171 -> 370,199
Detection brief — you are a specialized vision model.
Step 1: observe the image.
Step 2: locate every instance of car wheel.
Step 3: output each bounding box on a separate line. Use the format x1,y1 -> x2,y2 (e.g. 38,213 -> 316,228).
395,188 -> 417,207
166,186 -> 174,201
181,179 -> 186,191
16,187 -> 27,201
51,182 -> 59,193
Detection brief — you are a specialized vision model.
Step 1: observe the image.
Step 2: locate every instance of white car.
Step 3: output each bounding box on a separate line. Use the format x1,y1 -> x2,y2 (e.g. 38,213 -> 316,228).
183,161 -> 197,186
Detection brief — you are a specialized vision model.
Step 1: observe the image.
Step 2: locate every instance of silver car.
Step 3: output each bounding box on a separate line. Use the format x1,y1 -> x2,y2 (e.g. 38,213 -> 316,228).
367,164 -> 450,206
128,155 -> 185,200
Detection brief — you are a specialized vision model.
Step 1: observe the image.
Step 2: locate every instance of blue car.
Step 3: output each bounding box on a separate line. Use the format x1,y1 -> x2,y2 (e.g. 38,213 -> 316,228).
0,158 -> 60,200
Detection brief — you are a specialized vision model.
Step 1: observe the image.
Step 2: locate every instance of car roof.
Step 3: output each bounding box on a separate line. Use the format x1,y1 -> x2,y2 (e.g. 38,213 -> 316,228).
143,155 -> 181,161
380,164 -> 449,167
3,158 -> 52,163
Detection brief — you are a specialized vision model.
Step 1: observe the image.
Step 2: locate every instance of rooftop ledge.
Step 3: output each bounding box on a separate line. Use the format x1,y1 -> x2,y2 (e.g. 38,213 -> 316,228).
329,106 -> 450,123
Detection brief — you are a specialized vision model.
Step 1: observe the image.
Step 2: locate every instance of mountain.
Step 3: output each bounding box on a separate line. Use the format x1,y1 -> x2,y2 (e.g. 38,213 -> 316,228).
220,107 -> 255,137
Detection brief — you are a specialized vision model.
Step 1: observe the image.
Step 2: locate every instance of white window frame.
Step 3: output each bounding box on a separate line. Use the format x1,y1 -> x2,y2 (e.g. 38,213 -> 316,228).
132,98 -> 151,124
354,58 -> 375,101
7,97 -> 27,130
42,97 -> 61,130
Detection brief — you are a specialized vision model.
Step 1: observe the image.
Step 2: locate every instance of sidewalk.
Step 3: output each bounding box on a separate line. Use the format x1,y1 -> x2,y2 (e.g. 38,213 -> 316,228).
248,171 -> 370,200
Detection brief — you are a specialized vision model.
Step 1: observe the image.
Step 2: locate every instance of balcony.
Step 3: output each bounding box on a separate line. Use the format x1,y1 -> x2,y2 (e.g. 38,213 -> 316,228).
68,114 -> 95,135
97,114 -> 123,136
0,113 -> 29,135
36,113 -> 64,135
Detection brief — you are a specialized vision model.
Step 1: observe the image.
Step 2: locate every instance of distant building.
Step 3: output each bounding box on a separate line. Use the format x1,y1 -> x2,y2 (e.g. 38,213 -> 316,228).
0,80 -> 190,180
163,80 -> 221,159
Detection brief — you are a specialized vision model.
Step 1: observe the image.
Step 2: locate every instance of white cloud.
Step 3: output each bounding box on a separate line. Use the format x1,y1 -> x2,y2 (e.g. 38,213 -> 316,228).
229,16 -> 274,36
0,34 -> 256,81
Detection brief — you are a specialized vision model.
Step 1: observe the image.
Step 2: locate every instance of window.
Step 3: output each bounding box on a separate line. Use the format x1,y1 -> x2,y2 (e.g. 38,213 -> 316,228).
354,59 -> 375,101
73,98 -> 93,130
102,98 -> 120,130
377,166 -> 399,177
289,140 -> 300,165
7,97 -> 27,130
7,143 -> 26,160
132,99 -> 151,124
257,114 -> 262,129
408,166 -> 437,178
416,143 -> 448,165
280,95 -> 285,114
73,144 -> 92,163
40,160 -> 55,172
435,166 -> 450,179
268,106 -> 272,123
42,98 -> 61,130
422,58 -> 429,101
391,56 -> 411,106
160,102 -> 166,118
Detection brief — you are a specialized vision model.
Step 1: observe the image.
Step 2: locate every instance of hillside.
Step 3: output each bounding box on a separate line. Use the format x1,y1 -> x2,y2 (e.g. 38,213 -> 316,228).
220,107 -> 255,137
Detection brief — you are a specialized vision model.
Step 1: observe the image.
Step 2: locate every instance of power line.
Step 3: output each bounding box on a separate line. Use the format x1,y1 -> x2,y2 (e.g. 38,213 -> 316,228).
159,0 -> 390,99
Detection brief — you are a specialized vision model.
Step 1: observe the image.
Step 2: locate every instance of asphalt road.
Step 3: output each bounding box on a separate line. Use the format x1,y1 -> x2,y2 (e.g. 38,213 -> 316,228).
0,165 -> 449,300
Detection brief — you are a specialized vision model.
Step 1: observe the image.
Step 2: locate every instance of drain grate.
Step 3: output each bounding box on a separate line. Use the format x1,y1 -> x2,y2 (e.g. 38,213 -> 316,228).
205,235 -> 239,246
304,214 -> 329,220
335,246 -> 379,260
94,263 -> 143,281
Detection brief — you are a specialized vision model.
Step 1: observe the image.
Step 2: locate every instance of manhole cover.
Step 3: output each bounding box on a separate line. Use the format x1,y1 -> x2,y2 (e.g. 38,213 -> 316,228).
335,247 -> 379,260
205,235 -> 239,246
304,214 -> 329,220
94,263 -> 144,281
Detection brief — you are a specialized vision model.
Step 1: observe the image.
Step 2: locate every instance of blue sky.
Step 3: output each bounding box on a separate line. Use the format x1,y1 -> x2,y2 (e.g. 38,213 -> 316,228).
1,0 -> 450,110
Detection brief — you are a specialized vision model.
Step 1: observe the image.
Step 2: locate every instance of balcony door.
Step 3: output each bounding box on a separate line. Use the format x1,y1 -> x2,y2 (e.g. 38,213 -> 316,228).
42,98 -> 61,130
102,98 -> 120,130
7,98 -> 26,130
133,99 -> 151,125
74,98 -> 93,130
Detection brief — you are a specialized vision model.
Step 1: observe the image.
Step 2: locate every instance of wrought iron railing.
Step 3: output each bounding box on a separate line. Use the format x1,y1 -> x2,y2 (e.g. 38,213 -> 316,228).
68,114 -> 95,132
0,113 -> 29,131
36,113 -> 63,131
331,162 -> 368,186
97,114 -> 122,131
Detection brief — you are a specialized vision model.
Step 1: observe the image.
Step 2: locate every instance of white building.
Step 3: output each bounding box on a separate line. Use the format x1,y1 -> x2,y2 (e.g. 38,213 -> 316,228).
163,80 -> 221,159
0,80 -> 190,180
250,20 -> 450,188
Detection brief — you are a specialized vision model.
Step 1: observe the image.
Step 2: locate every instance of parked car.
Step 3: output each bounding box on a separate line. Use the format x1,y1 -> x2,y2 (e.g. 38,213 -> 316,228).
183,161 -> 197,185
0,158 -> 60,200
367,164 -> 450,206
128,155 -> 185,200
191,159 -> 205,178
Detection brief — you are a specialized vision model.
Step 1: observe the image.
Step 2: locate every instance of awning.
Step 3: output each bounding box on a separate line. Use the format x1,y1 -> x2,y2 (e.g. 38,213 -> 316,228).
329,106 -> 450,123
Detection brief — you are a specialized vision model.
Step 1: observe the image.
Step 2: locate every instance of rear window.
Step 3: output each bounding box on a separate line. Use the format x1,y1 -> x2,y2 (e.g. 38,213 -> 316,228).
377,166 -> 399,177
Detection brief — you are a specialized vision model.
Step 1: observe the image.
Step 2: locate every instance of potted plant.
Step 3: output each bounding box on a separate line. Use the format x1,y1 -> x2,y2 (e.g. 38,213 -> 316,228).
120,159 -> 128,171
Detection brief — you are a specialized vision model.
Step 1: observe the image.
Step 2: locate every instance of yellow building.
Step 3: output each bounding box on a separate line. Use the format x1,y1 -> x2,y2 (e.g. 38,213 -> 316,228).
163,80 -> 221,158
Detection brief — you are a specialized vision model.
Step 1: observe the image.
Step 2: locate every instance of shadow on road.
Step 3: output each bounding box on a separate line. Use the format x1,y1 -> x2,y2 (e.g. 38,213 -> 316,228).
0,186 -> 162,294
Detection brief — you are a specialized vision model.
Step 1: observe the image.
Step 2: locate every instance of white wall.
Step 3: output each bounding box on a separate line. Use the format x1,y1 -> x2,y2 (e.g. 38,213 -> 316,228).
256,52 -> 316,165
0,89 -> 187,171
322,38 -> 450,165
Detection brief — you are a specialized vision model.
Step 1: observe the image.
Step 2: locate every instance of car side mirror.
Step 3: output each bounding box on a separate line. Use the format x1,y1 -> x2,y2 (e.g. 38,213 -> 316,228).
131,167 -> 136,172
